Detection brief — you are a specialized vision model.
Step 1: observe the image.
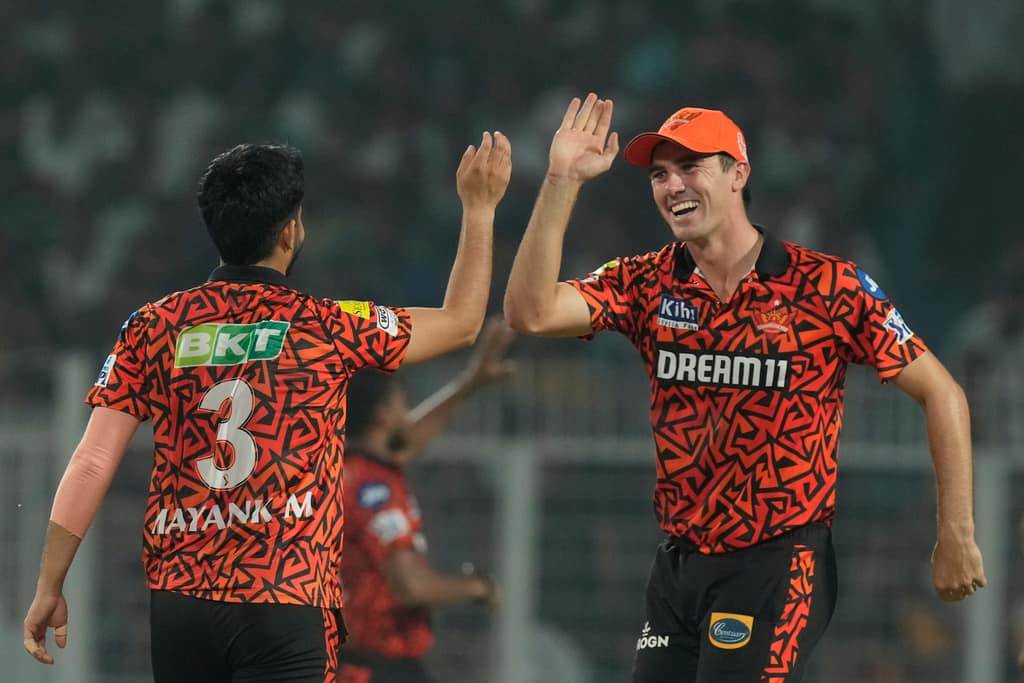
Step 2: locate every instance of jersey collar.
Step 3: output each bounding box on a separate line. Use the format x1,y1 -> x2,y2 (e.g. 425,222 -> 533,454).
673,225 -> 789,283
208,264 -> 289,287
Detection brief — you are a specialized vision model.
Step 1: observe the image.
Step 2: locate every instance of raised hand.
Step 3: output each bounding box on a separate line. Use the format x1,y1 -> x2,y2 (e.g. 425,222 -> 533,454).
548,93 -> 619,183
456,131 -> 512,211
462,317 -> 516,388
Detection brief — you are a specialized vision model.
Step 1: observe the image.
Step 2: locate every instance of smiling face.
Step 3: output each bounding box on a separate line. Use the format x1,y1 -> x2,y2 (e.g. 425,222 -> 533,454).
648,142 -> 746,243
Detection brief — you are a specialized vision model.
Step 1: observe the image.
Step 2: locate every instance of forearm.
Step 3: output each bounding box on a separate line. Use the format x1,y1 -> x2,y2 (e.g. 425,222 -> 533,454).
439,206 -> 495,343
923,381 -> 975,536
504,176 -> 581,330
402,375 -> 475,459
392,569 -> 491,608
35,522 -> 82,595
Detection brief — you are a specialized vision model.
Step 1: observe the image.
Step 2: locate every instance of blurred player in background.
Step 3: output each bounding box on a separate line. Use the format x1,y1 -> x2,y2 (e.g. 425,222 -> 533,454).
337,318 -> 513,683
504,93 -> 985,682
23,133 -> 511,682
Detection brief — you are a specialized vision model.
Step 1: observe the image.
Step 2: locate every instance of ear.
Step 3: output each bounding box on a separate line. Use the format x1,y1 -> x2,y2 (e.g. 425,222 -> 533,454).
278,218 -> 297,252
731,161 -> 750,194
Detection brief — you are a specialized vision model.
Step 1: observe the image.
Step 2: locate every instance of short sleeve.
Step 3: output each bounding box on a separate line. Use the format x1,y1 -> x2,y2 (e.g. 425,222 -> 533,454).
351,479 -> 418,563
322,299 -> 412,372
565,257 -> 643,343
85,306 -> 153,420
829,263 -> 928,381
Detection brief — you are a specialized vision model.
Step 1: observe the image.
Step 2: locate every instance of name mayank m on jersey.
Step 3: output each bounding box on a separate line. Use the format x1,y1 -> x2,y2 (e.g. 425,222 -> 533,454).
150,492 -> 315,535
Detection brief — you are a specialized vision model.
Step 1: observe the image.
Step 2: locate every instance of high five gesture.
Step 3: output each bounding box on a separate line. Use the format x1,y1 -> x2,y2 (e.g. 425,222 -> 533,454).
548,94 -> 619,183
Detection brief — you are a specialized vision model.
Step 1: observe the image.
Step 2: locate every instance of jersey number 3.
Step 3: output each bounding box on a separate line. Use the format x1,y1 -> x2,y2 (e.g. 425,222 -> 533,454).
196,379 -> 258,490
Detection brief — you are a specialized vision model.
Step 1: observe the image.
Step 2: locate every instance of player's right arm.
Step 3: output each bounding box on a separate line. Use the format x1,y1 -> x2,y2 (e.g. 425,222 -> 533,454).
24,406 -> 140,664
403,132 -> 512,366
504,93 -> 619,337
383,549 -> 499,608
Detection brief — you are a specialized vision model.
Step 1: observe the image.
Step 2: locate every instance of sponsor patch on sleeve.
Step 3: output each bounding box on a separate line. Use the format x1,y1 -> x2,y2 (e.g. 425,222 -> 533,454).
883,308 -> 914,344
369,509 -> 411,544
580,259 -> 620,283
856,268 -> 887,300
95,354 -> 117,387
375,306 -> 399,336
708,612 -> 754,650
357,481 -> 392,510
337,300 -> 372,319
118,311 -> 138,341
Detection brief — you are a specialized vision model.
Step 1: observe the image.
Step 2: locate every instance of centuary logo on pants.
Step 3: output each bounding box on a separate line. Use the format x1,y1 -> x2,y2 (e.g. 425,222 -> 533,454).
708,612 -> 753,649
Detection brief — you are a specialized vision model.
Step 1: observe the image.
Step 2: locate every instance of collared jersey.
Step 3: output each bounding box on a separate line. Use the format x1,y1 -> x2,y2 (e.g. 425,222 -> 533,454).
341,452 -> 432,658
86,265 -> 412,608
568,234 -> 926,553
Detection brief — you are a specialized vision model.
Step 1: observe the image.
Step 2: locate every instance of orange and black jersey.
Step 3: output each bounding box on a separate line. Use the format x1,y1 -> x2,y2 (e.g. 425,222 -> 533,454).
568,231 -> 927,553
86,264 -> 411,609
341,452 -> 433,659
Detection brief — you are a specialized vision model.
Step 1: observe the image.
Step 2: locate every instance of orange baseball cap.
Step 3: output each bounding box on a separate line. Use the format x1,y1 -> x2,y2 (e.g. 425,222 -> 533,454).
623,107 -> 749,167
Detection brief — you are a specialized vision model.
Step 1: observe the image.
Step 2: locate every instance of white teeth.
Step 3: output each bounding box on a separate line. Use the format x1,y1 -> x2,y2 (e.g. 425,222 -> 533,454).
671,200 -> 698,214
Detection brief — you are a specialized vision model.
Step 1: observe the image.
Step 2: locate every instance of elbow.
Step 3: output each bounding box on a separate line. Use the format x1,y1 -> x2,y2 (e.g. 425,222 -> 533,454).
503,296 -> 544,335
456,317 -> 484,349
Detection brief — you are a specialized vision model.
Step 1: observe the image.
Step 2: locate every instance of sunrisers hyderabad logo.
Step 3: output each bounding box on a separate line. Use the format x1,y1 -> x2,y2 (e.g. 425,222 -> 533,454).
665,110 -> 704,132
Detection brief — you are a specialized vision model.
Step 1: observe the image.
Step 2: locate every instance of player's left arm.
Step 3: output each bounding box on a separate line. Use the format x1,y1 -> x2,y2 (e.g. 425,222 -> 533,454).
891,351 -> 987,602
395,319 -> 515,466
23,407 -> 140,664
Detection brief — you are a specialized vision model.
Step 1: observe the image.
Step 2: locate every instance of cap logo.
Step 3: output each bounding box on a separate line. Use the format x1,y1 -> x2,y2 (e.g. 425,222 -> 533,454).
669,110 -> 704,126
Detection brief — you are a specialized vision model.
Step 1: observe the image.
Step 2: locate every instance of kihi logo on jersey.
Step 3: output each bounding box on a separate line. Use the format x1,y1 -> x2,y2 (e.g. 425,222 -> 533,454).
708,612 -> 753,650
375,306 -> 399,336
656,347 -> 791,390
856,268 -> 887,300
337,300 -> 372,319
658,296 -> 700,330
174,321 -> 290,367
883,308 -> 914,344
95,354 -> 117,387
358,482 -> 392,510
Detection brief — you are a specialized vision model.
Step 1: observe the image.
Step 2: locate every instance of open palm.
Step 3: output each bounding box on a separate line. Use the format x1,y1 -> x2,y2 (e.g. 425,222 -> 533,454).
548,93 -> 619,183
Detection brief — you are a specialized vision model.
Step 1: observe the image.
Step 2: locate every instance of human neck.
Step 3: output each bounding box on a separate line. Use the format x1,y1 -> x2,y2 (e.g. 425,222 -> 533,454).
687,220 -> 762,302
251,252 -> 290,276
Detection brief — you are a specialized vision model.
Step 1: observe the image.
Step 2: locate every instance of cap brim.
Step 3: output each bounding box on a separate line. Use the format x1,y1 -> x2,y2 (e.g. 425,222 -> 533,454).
622,132 -> 721,167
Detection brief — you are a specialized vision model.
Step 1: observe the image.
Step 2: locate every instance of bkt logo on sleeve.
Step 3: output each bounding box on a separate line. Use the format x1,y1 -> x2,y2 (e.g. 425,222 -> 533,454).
657,296 -> 699,331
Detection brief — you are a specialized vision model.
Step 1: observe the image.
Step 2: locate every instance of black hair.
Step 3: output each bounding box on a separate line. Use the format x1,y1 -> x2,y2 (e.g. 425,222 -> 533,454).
345,373 -> 403,440
718,154 -> 752,208
197,143 -> 304,265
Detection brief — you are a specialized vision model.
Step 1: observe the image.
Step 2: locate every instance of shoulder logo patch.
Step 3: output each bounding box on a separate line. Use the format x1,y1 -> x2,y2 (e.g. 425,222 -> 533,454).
357,481 -> 392,510
883,308 -> 914,344
856,268 -> 887,300
337,300 -> 372,319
